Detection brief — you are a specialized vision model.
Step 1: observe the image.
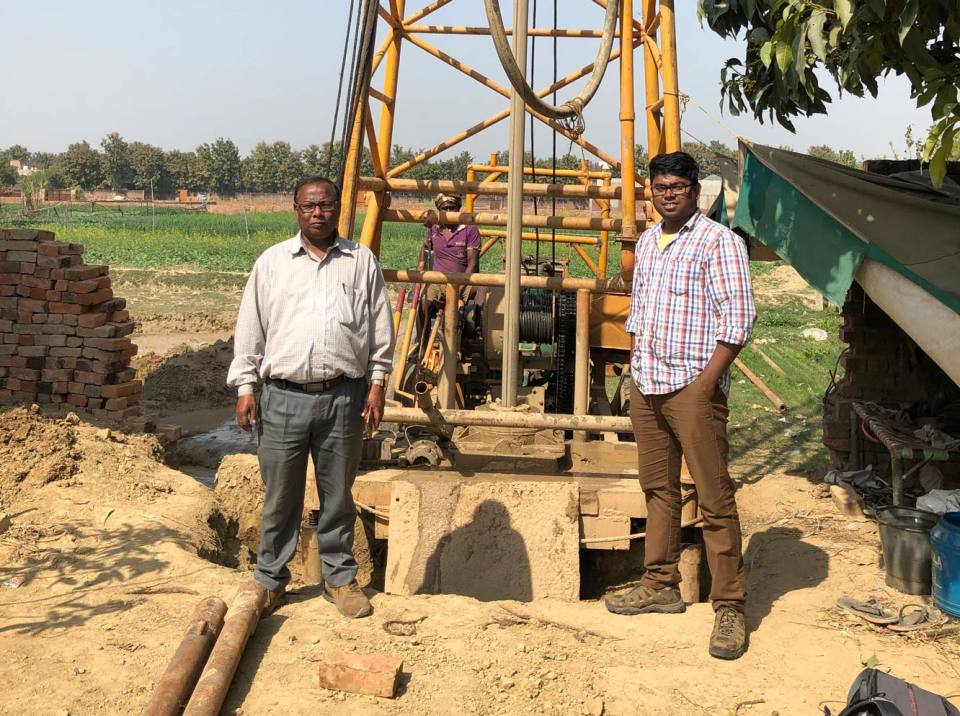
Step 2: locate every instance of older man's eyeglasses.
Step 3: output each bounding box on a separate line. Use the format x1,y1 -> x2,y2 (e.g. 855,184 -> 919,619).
651,182 -> 694,196
296,201 -> 339,214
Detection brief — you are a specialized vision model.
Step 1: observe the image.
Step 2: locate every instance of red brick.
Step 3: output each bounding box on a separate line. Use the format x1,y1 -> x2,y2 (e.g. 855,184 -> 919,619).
0,229 -> 54,242
111,310 -> 130,322
66,337 -> 83,348
63,265 -> 107,281
5,378 -> 19,391
45,290 -> 63,302
17,335 -> 34,346
62,314 -> 78,326
0,273 -> 21,285
37,242 -> 64,256
22,275 -> 52,289
13,324 -> 41,334
67,382 -> 83,394
73,288 -> 113,306
87,397 -> 104,410
0,261 -> 19,272
0,356 -> 26,368
37,254 -> 80,269
90,297 -> 125,314
35,335 -> 66,347
49,347 -> 82,358
28,287 -> 47,300
18,298 -> 46,313
32,266 -> 48,278
49,302 -> 83,315
66,393 -> 87,407
0,286 -> 14,297
83,385 -> 102,398
105,396 -> 136,410
17,346 -> 47,358
317,651 -> 402,698
63,244 -> 84,256
100,380 -> 141,398
86,337 -> 131,352
74,371 -> 107,385
109,368 -> 137,384
10,368 -> 40,381
52,380 -> 69,394
32,313 -> 47,324
11,391 -> 35,402
77,312 -> 108,328
7,251 -> 38,263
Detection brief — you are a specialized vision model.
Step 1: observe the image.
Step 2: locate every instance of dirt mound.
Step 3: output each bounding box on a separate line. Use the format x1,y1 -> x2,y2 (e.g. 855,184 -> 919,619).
0,407 -> 80,505
134,311 -> 236,335
212,454 -> 376,586
138,338 -> 235,412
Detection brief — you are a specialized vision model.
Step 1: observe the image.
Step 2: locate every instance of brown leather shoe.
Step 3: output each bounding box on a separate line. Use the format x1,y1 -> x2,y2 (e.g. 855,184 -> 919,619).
709,606 -> 746,659
263,587 -> 287,616
604,584 -> 686,615
324,580 -> 372,619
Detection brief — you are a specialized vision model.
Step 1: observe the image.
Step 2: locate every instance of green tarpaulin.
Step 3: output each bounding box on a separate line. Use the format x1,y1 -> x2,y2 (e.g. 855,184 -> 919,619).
733,142 -> 960,315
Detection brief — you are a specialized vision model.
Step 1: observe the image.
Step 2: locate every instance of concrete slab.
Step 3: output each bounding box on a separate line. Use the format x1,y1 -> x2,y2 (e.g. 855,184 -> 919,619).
385,475 -> 580,602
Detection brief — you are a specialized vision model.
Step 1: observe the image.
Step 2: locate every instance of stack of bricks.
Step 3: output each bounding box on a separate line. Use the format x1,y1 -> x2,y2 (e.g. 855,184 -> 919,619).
822,284 -> 960,469
0,228 -> 141,419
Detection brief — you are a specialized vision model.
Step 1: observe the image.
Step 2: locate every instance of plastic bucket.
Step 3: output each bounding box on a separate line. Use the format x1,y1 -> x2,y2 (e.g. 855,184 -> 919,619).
931,512 -> 960,618
876,507 -> 938,595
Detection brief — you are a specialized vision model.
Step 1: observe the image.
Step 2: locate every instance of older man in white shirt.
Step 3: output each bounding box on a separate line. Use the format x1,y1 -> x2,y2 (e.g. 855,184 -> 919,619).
227,176 -> 394,619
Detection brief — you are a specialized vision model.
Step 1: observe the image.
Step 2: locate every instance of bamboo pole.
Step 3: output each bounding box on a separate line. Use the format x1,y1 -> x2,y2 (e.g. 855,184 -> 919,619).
382,269 -> 627,294
391,284 -> 421,396
382,208 -> 621,232
357,176 -> 630,199
142,597 -> 228,716
182,582 -> 268,716
439,284 -> 458,409
734,358 -> 787,412
392,287 -> 407,336
573,289 -> 592,443
753,346 -> 784,374
383,406 -> 633,433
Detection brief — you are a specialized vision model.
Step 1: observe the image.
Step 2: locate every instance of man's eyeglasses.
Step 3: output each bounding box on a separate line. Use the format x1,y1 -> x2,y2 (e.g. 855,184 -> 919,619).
296,201 -> 339,214
651,182 -> 695,196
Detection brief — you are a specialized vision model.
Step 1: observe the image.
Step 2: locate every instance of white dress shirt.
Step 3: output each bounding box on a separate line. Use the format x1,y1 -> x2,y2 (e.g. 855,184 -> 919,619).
227,233 -> 395,395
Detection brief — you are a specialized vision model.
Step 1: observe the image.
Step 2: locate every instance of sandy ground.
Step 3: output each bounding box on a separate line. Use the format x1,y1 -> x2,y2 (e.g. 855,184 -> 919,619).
0,281 -> 957,715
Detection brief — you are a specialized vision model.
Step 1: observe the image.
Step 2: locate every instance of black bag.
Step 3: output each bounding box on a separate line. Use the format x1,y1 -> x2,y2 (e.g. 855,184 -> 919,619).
830,668 -> 959,716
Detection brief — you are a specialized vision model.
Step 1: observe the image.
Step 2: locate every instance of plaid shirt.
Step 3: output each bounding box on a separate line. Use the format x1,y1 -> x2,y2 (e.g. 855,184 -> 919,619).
626,212 -> 756,395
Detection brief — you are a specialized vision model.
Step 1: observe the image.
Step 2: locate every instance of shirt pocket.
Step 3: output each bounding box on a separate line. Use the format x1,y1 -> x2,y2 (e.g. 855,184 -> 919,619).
334,283 -> 364,328
666,258 -> 702,297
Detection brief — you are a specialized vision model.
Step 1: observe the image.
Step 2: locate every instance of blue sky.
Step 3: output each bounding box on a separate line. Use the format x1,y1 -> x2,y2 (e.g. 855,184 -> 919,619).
0,1 -> 931,162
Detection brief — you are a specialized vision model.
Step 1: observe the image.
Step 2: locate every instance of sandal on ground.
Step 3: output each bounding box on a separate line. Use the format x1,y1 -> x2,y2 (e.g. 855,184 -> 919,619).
887,604 -> 945,633
836,596 -> 898,625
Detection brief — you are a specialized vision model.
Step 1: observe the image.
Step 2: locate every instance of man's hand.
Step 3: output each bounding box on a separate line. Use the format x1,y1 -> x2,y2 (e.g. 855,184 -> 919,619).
362,384 -> 386,435
697,373 -> 719,400
236,394 -> 257,432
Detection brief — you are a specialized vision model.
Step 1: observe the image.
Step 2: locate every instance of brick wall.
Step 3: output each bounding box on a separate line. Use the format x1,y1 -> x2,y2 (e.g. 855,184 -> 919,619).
0,228 -> 141,419
823,283 -> 960,469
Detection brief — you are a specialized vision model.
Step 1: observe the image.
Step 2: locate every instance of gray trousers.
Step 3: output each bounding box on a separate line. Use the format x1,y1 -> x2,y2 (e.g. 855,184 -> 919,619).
254,378 -> 365,591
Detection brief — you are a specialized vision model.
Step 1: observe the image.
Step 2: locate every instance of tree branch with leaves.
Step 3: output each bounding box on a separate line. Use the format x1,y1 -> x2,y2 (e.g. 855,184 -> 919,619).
698,0 -> 959,184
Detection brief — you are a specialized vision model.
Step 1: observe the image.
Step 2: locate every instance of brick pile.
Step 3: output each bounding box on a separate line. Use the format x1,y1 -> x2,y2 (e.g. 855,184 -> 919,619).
0,228 -> 141,419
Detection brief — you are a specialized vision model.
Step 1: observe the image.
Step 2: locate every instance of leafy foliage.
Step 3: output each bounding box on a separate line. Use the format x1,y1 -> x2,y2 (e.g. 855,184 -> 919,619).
698,0 -> 960,184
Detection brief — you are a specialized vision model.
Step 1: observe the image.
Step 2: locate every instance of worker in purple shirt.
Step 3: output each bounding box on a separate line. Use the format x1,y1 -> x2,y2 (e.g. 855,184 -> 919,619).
416,193 -> 480,358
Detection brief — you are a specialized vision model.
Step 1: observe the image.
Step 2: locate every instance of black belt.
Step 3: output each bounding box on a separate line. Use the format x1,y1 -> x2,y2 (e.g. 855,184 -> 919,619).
267,375 -> 354,394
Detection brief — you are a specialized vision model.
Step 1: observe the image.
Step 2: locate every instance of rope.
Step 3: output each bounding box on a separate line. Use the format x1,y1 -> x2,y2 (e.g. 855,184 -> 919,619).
483,0 -> 618,134
580,517 -> 704,545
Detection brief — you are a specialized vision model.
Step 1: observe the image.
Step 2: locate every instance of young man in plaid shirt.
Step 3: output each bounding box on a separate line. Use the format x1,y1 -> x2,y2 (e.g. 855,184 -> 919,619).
605,152 -> 756,660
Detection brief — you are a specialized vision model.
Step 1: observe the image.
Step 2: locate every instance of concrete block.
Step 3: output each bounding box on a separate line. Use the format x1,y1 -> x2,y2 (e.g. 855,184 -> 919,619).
385,475 -> 580,602
580,515 -> 631,550
317,650 -> 402,698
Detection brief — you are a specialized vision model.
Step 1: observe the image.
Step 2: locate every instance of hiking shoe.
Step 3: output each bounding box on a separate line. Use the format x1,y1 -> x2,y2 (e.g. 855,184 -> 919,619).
709,606 -> 746,660
324,580 -> 373,619
262,586 -> 287,617
604,584 -> 686,615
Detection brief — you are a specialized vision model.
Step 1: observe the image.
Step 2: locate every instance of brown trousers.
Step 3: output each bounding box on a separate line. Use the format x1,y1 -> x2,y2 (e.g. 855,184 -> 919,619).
630,380 -> 746,610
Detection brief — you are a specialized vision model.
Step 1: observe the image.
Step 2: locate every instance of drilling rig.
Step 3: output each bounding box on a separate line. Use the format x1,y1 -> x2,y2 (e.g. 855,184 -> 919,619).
334,1 -> 698,601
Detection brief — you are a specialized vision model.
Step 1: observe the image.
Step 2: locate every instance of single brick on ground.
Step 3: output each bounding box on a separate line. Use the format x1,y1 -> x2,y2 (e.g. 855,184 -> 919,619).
317,651 -> 403,698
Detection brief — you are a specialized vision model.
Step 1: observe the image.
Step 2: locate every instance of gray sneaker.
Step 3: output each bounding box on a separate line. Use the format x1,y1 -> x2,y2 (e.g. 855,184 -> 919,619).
709,606 -> 746,659
604,584 -> 686,615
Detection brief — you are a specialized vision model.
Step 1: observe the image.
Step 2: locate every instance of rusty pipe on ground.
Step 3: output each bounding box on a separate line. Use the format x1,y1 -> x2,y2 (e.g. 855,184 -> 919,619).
182,581 -> 268,716
383,406 -> 632,433
142,597 -> 228,716
734,358 -> 787,412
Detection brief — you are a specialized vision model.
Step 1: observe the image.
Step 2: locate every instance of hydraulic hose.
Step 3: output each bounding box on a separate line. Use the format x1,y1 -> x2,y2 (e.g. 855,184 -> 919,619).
483,0 -> 619,135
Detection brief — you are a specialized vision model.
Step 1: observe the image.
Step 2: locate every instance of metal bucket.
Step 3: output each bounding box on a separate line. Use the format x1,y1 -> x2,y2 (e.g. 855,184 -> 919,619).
876,507 -> 938,595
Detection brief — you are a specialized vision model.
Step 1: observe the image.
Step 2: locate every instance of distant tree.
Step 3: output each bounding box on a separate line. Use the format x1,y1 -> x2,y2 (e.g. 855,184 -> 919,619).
0,145 -> 29,164
698,1 -> 960,185
128,142 -> 166,195
196,138 -> 242,196
807,144 -> 858,168
164,150 -> 202,193
28,152 -> 58,170
100,132 -> 133,191
0,163 -> 16,187
60,141 -> 102,190
680,140 -> 736,176
246,141 -> 304,193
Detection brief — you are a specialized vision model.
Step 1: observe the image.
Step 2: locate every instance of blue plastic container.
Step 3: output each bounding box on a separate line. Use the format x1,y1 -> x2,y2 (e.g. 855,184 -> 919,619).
931,512 -> 960,618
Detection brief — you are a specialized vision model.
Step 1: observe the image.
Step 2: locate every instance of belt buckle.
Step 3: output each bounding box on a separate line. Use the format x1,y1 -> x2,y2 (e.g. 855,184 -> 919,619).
304,381 -> 326,393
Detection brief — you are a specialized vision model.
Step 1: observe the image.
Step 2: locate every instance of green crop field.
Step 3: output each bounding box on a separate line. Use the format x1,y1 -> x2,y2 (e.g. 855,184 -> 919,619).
0,203 -> 610,277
